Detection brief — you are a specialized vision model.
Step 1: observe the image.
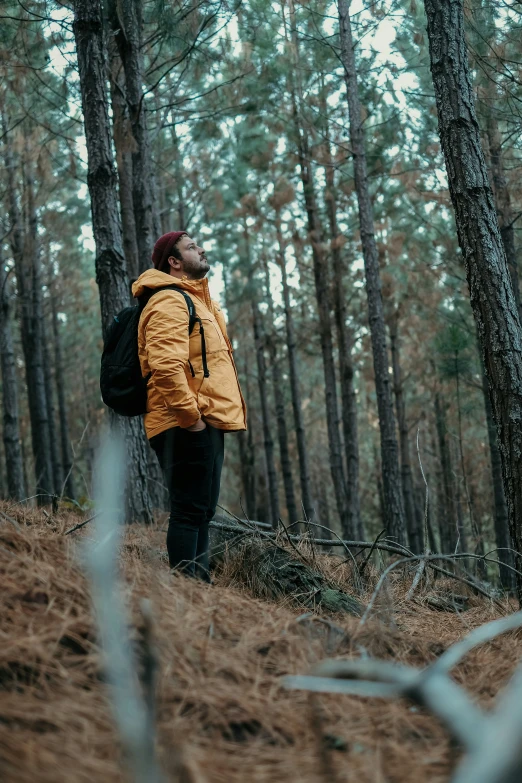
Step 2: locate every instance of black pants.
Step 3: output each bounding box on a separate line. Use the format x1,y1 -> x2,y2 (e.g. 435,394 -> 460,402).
150,424 -> 224,581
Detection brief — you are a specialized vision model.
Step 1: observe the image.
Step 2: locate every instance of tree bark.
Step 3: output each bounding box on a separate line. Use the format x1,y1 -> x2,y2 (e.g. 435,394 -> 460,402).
480,360 -> 515,588
262,255 -> 298,524
285,1 -> 348,530
109,0 -> 156,273
484,92 -> 522,326
109,41 -> 140,283
275,215 -> 315,523
389,311 -> 423,553
474,67 -> 516,589
50,292 -> 76,500
424,0 -> 522,600
73,0 -> 153,523
337,0 -> 406,544
0,247 -> 25,500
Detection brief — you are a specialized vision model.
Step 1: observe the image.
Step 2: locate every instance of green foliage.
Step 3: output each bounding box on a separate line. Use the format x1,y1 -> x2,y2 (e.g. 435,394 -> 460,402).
0,0 -> 519,547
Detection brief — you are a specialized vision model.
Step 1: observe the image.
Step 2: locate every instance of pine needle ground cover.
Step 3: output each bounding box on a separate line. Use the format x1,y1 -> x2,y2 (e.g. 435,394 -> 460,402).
1,506 -> 521,783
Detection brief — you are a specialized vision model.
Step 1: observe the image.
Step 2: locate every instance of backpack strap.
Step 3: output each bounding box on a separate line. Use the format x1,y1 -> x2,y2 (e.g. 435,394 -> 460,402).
139,284 -> 209,378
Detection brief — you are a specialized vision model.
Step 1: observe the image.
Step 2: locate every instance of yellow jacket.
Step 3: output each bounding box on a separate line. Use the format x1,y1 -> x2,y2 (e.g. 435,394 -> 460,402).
131,269 -> 247,439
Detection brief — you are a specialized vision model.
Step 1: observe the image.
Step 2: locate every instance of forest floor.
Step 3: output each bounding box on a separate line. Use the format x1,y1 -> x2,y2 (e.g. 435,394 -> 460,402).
1,503 -> 521,783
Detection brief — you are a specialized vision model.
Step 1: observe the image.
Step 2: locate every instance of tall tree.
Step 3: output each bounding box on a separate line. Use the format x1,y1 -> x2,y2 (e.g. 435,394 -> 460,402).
434,390 -> 459,554
322,108 -> 363,539
49,285 -> 76,501
337,0 -> 406,544
262,252 -> 298,524
109,41 -> 140,283
41,312 -> 62,496
0,244 -> 25,500
3,125 -> 53,503
424,0 -> 522,599
73,0 -> 153,523
389,309 -> 423,553
273,206 -> 315,522
285,0 -> 349,533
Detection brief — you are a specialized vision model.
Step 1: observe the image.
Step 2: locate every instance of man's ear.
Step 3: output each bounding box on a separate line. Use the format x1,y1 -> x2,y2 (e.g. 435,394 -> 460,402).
167,255 -> 182,271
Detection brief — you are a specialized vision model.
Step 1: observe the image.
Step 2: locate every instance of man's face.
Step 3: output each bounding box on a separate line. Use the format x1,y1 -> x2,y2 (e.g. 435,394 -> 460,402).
174,235 -> 209,280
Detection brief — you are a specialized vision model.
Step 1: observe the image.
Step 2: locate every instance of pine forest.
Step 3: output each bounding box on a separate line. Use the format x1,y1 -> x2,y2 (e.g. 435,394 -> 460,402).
2,1 -> 522,781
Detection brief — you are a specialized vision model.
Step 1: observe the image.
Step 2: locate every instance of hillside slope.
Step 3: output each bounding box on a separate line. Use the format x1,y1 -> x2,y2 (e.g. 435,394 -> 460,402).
1,507 -> 520,782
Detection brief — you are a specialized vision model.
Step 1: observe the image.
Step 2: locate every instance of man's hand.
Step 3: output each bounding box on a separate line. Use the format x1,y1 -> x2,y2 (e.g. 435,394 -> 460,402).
185,417 -> 206,432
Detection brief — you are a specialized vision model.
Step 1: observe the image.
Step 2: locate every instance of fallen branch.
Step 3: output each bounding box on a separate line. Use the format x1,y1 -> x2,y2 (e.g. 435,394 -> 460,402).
360,554 -> 505,626
210,519 -> 512,604
0,508 -> 21,530
285,609 -> 522,766
210,525 -> 364,616
210,519 -> 411,558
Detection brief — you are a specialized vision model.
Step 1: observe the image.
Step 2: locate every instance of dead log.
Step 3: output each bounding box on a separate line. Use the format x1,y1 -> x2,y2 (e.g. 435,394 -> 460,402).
209,523 -> 363,617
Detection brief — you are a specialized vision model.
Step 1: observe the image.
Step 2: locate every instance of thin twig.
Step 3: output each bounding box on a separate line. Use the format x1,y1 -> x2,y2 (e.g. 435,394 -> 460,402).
65,513 -> 98,536
358,528 -> 386,576
60,419 -> 90,499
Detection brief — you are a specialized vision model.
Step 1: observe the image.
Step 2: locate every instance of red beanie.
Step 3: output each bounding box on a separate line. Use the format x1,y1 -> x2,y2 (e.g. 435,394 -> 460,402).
152,231 -> 188,272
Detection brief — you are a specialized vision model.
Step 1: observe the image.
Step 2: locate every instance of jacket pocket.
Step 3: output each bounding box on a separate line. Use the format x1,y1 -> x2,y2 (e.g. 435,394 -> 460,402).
190,316 -> 227,355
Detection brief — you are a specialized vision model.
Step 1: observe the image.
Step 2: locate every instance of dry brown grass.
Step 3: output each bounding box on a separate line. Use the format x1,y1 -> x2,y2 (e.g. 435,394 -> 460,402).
1,504 -> 521,783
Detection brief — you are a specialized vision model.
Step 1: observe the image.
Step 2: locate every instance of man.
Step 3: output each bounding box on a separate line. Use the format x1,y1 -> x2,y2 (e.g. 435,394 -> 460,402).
131,231 -> 247,581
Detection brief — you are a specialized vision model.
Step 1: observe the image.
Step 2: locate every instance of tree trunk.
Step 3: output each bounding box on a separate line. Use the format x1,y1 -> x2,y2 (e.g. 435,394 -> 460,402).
109,0 -> 156,274
454,467 -> 468,556
0,247 -> 25,500
322,122 -> 363,539
389,311 -> 423,553
251,298 -> 280,528
434,391 -> 458,553
171,122 -> 186,230
109,41 -> 140,284
73,0 -> 153,523
221,265 -> 257,519
337,0 -> 406,544
285,2 -> 348,530
480,360 -> 515,588
41,313 -> 63,495
50,292 -> 76,500
238,429 -> 257,520
3,127 -> 53,504
424,0 -> 522,600
275,214 -> 315,522
262,256 -> 298,524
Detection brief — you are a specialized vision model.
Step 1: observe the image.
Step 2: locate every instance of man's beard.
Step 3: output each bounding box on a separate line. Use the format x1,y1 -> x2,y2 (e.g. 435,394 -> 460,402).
182,256 -> 210,280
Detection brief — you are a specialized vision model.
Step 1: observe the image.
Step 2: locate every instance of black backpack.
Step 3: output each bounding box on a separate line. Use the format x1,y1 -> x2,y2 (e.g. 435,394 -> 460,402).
100,284 -> 209,417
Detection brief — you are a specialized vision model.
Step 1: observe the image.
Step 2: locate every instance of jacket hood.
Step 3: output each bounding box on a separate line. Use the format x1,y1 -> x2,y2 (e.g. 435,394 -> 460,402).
132,269 -> 213,308
132,268 -> 175,299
